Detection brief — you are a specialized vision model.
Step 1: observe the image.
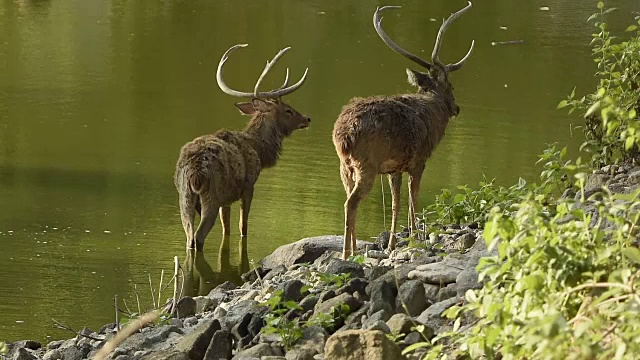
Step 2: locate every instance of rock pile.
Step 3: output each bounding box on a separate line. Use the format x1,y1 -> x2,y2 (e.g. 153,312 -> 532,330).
6,228 -> 492,360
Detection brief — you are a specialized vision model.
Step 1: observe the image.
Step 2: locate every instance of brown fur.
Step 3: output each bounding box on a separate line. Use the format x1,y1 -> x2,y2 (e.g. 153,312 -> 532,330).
332,66 -> 462,259
175,98 -> 310,250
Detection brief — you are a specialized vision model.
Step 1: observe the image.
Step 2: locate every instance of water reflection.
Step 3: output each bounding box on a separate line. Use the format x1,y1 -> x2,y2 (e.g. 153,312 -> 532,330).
181,235 -> 249,297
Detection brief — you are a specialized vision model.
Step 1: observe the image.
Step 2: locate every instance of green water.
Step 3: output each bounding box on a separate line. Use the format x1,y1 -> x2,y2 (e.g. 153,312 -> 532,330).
1,0 -> 638,342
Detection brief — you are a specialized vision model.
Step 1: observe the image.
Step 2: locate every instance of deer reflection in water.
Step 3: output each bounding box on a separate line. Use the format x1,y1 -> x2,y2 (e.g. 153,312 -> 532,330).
181,235 -> 249,298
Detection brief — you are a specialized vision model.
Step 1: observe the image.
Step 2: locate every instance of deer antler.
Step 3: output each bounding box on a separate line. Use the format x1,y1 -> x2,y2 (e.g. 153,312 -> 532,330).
373,6 -> 432,70
216,44 -> 308,99
431,1 -> 475,72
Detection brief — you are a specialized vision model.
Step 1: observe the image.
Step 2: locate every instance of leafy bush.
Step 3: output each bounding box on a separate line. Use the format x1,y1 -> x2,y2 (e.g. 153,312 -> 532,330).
559,2 -> 640,167
0,342 -> 7,355
421,144 -> 576,226
427,187 -> 640,359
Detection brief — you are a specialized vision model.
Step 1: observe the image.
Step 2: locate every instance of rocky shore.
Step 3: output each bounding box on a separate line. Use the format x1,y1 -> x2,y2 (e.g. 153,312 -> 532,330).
5,161 -> 640,360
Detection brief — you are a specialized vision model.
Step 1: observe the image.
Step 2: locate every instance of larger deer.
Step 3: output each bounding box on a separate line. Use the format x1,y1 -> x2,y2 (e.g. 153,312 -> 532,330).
332,2 -> 474,259
175,44 -> 311,251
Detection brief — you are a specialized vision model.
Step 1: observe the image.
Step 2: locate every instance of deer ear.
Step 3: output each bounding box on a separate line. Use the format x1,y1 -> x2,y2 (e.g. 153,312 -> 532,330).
234,102 -> 256,116
251,98 -> 271,112
406,69 -> 420,87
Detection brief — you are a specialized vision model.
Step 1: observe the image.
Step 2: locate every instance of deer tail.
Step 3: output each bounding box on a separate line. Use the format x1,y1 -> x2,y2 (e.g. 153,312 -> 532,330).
187,165 -> 207,194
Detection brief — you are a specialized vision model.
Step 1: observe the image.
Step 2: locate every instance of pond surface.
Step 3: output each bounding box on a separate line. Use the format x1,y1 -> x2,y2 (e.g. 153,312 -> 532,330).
1,0 -> 639,342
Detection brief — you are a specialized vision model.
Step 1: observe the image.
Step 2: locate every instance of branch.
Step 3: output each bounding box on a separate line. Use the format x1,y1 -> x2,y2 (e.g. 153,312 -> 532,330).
51,318 -> 104,341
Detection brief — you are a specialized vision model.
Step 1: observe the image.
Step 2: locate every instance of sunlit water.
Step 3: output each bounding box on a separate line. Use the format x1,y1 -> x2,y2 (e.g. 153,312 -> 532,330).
1,0 -> 639,342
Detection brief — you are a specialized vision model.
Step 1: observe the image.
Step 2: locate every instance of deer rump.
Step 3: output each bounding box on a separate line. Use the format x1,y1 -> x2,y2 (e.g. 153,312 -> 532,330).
175,131 -> 260,206
333,94 -> 452,173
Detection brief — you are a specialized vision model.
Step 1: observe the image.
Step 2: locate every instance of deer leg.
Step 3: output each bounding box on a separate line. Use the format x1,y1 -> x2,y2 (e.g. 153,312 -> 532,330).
219,206 -> 231,235
408,167 -> 425,236
343,173 -> 375,259
240,187 -> 254,237
388,172 -> 402,252
238,236 -> 249,274
179,189 -> 198,249
193,192 -> 218,251
340,162 -> 355,196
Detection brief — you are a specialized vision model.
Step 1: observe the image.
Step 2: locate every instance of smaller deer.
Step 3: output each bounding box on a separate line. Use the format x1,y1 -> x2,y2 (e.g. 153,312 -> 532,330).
332,2 -> 474,259
175,44 -> 311,251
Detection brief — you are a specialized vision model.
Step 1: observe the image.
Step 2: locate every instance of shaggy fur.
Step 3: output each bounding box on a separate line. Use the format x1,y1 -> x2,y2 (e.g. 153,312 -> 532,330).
175,98 -> 310,250
333,67 -> 461,259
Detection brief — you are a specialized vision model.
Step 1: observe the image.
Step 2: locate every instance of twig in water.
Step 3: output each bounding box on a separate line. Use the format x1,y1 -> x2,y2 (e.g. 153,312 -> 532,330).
133,284 -> 142,315
148,273 -> 157,309
171,256 -> 180,318
93,311 -> 159,360
381,174 -> 387,229
121,298 -> 132,315
157,269 -> 164,307
114,295 -> 120,332
51,318 -> 104,341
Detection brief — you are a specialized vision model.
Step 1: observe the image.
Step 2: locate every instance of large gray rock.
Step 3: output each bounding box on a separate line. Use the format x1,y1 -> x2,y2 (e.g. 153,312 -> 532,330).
175,297 -> 197,318
408,256 -> 465,285
173,319 -> 221,360
10,348 -> 38,360
416,297 -> 459,333
386,313 -> 415,336
324,330 -> 406,360
396,280 -> 428,316
232,343 -> 284,359
325,258 -> 365,279
456,268 -> 482,297
314,293 -> 361,317
285,326 -> 327,360
203,330 -> 233,360
222,300 -> 261,330
260,236 -> 368,269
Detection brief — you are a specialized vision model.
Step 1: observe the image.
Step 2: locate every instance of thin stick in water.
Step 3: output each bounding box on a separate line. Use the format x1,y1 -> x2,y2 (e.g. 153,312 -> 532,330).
148,273 -> 157,309
114,295 -> 120,332
157,269 -> 164,308
171,256 -> 180,317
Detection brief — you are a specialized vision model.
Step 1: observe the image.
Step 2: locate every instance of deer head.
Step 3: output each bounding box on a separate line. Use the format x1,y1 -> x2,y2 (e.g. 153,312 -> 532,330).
373,2 -> 475,114
216,44 -> 311,134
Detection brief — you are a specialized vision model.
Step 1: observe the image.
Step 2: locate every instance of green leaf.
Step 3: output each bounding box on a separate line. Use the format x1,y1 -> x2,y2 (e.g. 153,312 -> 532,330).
585,100 -> 601,117
557,100 -> 568,109
401,342 -> 431,355
622,247 -> 640,264
625,25 -> 637,32
625,136 -> 635,150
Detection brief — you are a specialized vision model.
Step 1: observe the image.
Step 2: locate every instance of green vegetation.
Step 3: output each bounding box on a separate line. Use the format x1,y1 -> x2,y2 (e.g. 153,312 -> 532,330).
0,341 -> 7,355
259,270 -> 354,349
407,4 -> 640,359
559,2 -> 640,167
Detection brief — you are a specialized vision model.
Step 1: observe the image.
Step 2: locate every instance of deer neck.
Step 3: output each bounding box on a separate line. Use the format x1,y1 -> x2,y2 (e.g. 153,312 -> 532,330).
244,115 -> 285,169
418,89 -> 458,118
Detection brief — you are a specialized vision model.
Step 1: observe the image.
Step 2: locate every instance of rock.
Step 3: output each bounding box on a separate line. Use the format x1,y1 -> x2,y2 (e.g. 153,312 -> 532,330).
396,280 -> 428,316
285,326 -> 327,360
367,250 -> 389,259
585,173 -> 610,191
141,351 -> 190,360
145,325 -> 182,344
279,279 -> 307,302
343,303 -> 370,329
318,290 -> 336,303
232,343 -> 284,359
403,331 -> 423,346
416,298 -> 459,333
46,340 -> 64,350
628,170 -> 640,185
248,308 -> 268,338
42,350 -> 63,360
314,293 -> 361,317
173,319 -> 221,360
194,296 -> 217,313
231,313 -> 253,342
57,345 -> 84,360
423,284 -> 440,307
336,278 -> 369,298
222,300 -> 261,330
260,236 -> 368,269
367,277 -> 397,315
175,296 -> 197,318
207,281 -> 235,303
8,340 -> 41,352
241,266 -> 271,283
324,330 -> 406,360
184,316 -> 198,328
263,265 -> 287,281
10,348 -> 38,360
437,283 -> 458,301
386,313 -> 415,336
364,320 -> 391,333
325,259 -> 365,279
203,329 -> 233,360
367,266 -> 393,282
456,268 -> 482,297
299,295 -> 320,312
375,231 -> 391,250
212,306 -> 228,320
408,256 -> 465,284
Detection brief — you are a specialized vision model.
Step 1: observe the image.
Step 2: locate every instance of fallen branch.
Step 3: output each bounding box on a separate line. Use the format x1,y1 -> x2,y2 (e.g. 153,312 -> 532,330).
51,319 -> 104,342
92,310 -> 159,360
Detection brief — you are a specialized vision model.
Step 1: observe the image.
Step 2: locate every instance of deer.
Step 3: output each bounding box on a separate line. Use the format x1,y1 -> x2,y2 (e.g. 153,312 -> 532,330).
175,43 -> 311,251
332,2 -> 475,260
